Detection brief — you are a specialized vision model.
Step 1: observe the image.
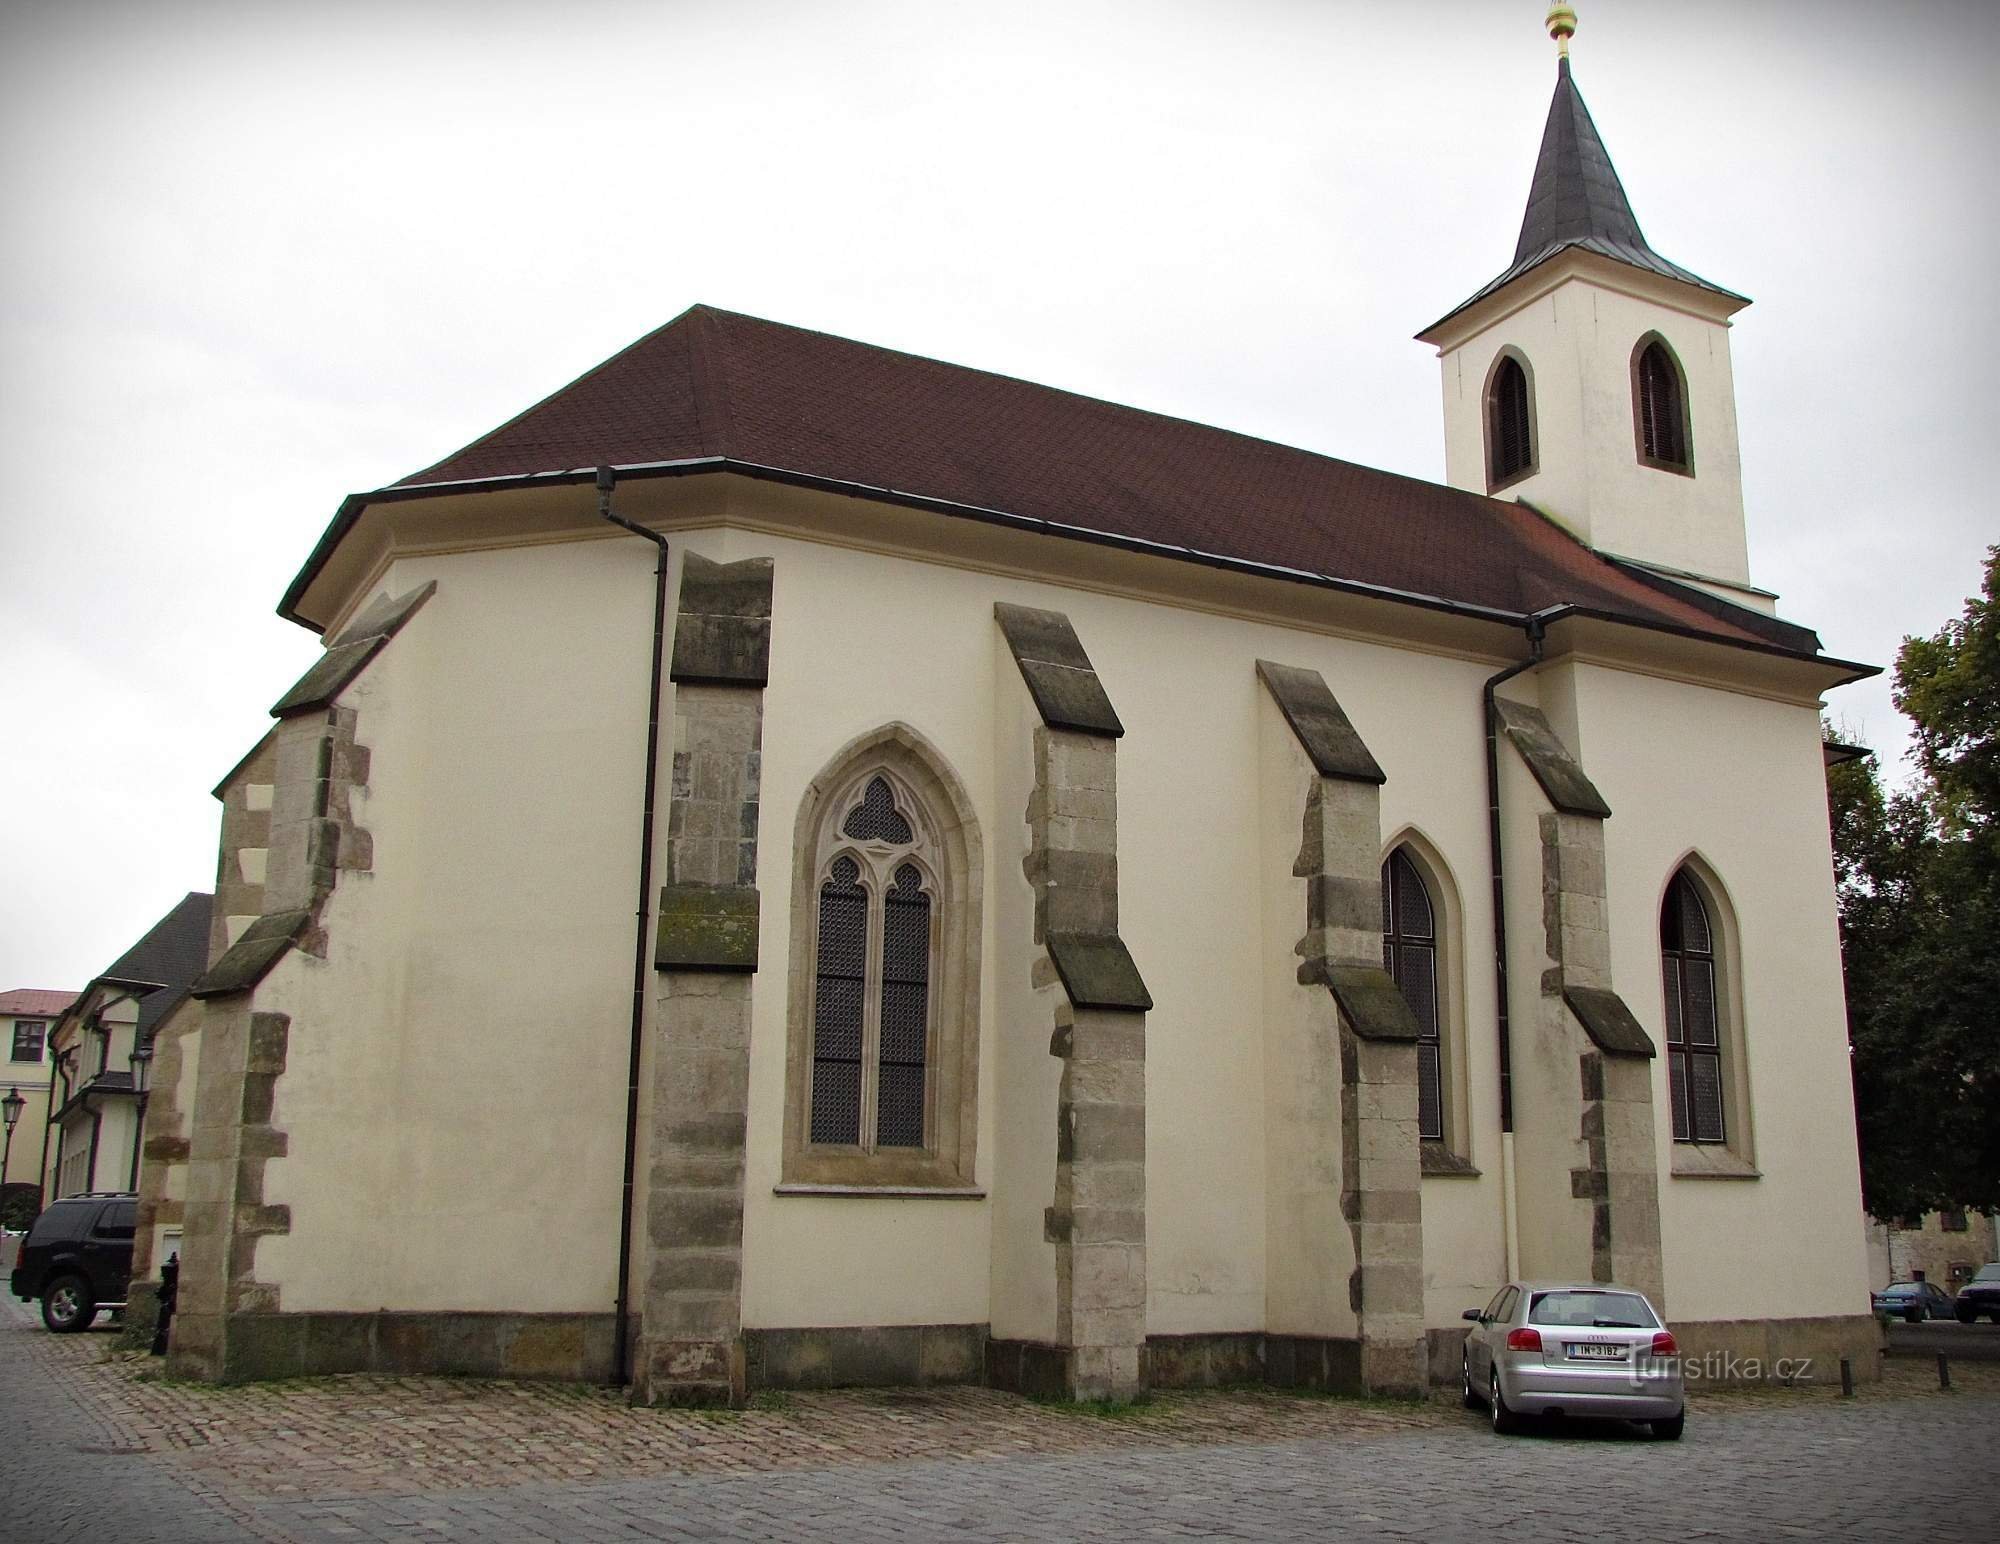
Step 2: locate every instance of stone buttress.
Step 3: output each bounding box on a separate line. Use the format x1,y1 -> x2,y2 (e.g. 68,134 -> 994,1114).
635,553 -> 773,1407
1258,661 -> 1427,1396
990,603 -> 1152,1402
169,582 -> 431,1381
1492,695 -> 1665,1307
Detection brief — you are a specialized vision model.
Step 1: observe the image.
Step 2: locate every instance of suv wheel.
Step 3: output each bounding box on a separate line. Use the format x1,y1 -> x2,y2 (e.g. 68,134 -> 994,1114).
42,1274 -> 97,1334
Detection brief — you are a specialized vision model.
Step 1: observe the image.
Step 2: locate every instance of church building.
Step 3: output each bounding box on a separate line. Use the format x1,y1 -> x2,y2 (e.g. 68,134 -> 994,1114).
140,13 -> 1879,1402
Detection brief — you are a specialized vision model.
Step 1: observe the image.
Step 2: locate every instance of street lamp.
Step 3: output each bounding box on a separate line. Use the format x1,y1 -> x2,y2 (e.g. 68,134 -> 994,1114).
127,1043 -> 153,1192
2,1085 -> 24,1189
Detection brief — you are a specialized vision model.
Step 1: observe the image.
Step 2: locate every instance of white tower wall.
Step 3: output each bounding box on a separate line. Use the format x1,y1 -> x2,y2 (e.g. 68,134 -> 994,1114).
1430,253 -> 1752,589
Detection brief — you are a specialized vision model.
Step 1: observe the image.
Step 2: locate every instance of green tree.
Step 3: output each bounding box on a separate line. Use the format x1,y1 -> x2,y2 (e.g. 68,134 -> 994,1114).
1831,546 -> 2000,1219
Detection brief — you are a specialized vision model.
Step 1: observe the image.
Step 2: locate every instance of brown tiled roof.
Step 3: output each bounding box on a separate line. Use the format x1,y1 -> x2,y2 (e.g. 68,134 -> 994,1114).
0,989 -> 76,1018
367,305 -> 1807,653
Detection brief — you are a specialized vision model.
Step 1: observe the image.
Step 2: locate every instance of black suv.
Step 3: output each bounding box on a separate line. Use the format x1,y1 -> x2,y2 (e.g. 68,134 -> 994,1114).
9,1192 -> 137,1332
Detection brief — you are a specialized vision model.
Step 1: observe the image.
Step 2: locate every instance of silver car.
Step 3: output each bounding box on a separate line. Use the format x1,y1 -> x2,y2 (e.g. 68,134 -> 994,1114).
1461,1280 -> 1686,1439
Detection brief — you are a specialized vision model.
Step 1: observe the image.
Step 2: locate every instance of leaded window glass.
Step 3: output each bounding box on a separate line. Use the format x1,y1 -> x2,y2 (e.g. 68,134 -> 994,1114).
877,865 -> 931,1148
807,774 -> 938,1154
810,857 -> 866,1144
1382,848 -> 1444,1142
1661,870 -> 1725,1144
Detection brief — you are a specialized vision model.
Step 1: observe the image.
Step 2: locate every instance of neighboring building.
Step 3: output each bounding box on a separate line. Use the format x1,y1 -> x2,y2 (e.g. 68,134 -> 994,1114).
1,989 -> 75,1220
1867,1212 -> 1999,1294
151,24 -> 1880,1399
41,894 -> 212,1203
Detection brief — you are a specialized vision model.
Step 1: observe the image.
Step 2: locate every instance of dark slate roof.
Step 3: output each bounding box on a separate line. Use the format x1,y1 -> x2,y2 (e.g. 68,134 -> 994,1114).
1425,59 -> 1744,334
302,305 -> 1831,658
92,892 -> 215,1040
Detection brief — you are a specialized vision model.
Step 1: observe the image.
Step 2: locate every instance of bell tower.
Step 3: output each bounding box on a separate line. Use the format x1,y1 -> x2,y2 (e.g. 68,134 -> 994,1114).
1417,6 -> 1762,601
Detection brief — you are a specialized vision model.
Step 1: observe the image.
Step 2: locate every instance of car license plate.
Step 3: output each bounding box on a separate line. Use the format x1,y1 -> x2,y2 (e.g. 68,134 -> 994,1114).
1567,1342 -> 1625,1360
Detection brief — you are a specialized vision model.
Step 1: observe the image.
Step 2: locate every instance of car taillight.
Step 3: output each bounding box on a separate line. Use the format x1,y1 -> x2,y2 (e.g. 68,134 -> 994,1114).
1505,1328 -> 1543,1352
1651,1331 -> 1677,1356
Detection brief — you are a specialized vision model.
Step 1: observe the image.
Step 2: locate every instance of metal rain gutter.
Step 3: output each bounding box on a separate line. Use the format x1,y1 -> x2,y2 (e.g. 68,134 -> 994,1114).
595,467 -> 670,1389
281,459 -> 1877,690
279,457 -> 1528,636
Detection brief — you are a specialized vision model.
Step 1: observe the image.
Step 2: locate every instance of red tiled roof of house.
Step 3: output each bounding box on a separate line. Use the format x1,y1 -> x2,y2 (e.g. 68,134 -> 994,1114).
0,989 -> 77,1017
326,305 -> 1814,654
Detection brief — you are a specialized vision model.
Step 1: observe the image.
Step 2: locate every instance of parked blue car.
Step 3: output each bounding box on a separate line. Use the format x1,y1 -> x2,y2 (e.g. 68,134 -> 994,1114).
1871,1280 -> 1954,1324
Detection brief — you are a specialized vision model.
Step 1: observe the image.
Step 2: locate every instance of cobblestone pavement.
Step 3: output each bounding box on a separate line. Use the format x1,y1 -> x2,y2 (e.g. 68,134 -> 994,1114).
0,1296 -> 264,1542
4,1292 -> 1995,1542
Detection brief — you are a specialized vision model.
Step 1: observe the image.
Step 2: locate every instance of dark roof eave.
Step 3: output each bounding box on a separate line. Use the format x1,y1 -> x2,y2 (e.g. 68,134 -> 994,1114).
282,459 -> 1871,683
1417,239 -> 1751,343
1546,605 -> 1878,687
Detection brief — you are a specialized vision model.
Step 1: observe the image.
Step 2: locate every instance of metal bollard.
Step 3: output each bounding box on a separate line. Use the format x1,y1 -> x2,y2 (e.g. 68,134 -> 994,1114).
1839,1358 -> 1854,1397
150,1252 -> 179,1357
1937,1353 -> 1951,1391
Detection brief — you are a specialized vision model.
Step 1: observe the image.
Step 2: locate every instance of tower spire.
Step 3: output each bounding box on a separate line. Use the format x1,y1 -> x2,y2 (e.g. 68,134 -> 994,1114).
1420,9 -> 1743,335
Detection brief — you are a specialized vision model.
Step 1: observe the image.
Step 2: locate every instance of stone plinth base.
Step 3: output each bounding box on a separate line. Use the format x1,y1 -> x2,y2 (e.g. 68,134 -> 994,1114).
167,1309 -> 624,1384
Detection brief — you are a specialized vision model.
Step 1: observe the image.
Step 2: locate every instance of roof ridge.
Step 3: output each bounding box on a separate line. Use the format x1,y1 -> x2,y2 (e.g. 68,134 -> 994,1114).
394,306 -> 711,486
685,305 -> 733,456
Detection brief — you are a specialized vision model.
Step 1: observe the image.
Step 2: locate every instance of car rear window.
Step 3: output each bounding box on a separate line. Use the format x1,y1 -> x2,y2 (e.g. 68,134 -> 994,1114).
1527,1290 -> 1659,1329
1880,1284 -> 1917,1296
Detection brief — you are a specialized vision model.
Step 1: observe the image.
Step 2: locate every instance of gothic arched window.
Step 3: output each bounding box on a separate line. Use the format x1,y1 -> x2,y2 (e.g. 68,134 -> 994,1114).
1661,869 -> 1725,1143
809,777 -> 938,1150
1486,351 -> 1537,490
1382,847 -> 1445,1142
784,727 -> 983,1190
1633,336 -> 1691,473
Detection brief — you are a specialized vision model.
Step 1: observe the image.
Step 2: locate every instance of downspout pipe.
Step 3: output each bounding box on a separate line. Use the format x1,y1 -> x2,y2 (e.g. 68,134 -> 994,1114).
1483,608 -> 1562,1133
1483,606 -> 1565,1282
598,466 -> 670,1389
38,1047 -> 71,1198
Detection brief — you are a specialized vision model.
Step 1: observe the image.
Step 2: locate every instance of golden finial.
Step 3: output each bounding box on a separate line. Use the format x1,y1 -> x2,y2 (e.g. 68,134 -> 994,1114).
1547,3 -> 1578,58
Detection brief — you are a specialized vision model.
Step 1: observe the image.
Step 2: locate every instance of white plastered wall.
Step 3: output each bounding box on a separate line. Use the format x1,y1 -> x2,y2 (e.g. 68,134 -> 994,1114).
1436,270 -> 1750,587
1567,660 -> 1869,1322
241,498 -> 1862,1341
254,538 -> 657,1313
744,528 -> 1511,1335
986,633 -> 1059,1343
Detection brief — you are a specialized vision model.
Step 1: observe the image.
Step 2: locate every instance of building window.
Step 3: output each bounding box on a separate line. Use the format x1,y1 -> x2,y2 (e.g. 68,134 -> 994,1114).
1661,869 -> 1725,1143
1941,1208 -> 1969,1233
1382,847 -> 1445,1143
807,787 -> 935,1151
1485,351 -> 1537,490
783,725 -> 983,1191
10,1021 -> 45,1062
1633,335 -> 1692,473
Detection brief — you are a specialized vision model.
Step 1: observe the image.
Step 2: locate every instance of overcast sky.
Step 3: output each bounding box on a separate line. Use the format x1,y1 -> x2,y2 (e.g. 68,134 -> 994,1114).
2,0 -> 1994,993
